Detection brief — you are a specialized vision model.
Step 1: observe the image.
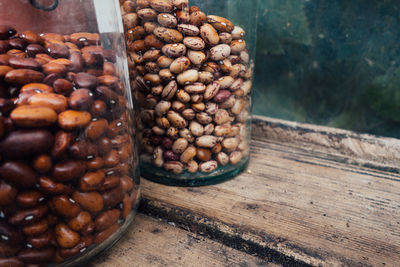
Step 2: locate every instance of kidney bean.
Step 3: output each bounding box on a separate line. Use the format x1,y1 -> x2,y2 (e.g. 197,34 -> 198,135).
22,219 -> 48,237
0,130 -> 53,160
0,257 -> 24,267
38,177 -> 69,195
58,110 -> 92,130
55,223 -> 80,249
67,211 -> 91,232
49,195 -> 80,218
0,221 -> 23,247
102,185 -> 124,209
95,209 -> 120,232
196,148 -> 212,162
59,235 -> 93,259
9,205 -> 48,225
17,247 -> 55,264
16,191 -> 44,208
72,191 -> 103,215
51,160 -> 86,182
79,170 -> 105,192
80,221 -> 95,237
93,223 -> 119,245
26,230 -> 52,249
0,161 -> 37,188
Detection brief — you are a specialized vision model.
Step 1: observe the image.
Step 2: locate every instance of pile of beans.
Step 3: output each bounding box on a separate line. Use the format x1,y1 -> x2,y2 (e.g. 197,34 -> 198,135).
0,26 -> 138,266
121,0 -> 252,175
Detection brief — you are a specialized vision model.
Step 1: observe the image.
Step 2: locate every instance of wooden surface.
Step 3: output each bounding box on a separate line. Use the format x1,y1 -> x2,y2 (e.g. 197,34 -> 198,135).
90,214 -> 280,267
92,117 -> 400,267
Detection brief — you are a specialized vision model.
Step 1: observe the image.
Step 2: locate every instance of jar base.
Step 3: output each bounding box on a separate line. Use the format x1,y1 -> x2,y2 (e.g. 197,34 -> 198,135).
140,159 -> 249,187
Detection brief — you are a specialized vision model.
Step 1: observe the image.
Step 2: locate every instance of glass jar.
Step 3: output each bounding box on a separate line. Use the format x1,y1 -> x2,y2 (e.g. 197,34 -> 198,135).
120,0 -> 258,186
0,0 -> 140,266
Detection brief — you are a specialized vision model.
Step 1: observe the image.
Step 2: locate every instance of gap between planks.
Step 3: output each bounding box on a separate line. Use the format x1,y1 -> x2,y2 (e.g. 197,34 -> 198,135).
89,213 -> 280,267
139,138 -> 400,267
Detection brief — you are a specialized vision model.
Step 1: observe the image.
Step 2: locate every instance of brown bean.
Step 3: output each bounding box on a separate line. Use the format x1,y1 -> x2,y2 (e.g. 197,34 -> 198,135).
85,119 -> 108,140
73,72 -> 98,89
72,191 -> 103,215
49,195 -> 81,218
42,62 -> 67,75
207,15 -> 234,32
10,105 -> 58,128
16,191 -> 44,208
9,205 -> 48,225
22,219 -> 48,237
51,160 -> 86,182
8,57 -> 41,71
68,211 -> 91,232
0,181 -> 17,206
79,170 -> 105,192
0,161 -> 37,188
55,223 -> 80,249
93,223 -> 119,245
90,100 -> 107,117
0,130 -> 53,160
68,89 -> 93,110
59,235 -> 93,259
190,11 -> 207,27
26,230 -> 52,249
58,110 -> 91,130
17,248 -> 55,264
102,185 -> 124,208
87,157 -> 104,170
4,69 -> 44,85
95,209 -> 120,232
27,93 -> 67,113
0,258 -> 24,267
38,177 -> 69,195
197,148 -> 212,162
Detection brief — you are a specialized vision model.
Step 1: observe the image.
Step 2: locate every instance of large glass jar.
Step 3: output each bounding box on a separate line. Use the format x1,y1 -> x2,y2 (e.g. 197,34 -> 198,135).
0,0 -> 140,265
120,0 -> 258,186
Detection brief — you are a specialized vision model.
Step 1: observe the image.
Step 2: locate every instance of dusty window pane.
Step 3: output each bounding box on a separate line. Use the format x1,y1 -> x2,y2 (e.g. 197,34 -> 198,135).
254,0 -> 400,138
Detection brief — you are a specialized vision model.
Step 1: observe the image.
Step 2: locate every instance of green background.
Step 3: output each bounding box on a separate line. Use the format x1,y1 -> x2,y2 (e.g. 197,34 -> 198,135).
253,0 -> 400,138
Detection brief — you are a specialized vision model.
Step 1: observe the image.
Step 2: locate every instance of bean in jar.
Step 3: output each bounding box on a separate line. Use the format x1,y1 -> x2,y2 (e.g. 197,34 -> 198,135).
0,26 -> 139,266
121,0 -> 253,186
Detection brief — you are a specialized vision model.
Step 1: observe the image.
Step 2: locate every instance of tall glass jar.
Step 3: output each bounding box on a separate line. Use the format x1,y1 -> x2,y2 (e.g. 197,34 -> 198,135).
0,0 -> 140,266
121,0 -> 258,186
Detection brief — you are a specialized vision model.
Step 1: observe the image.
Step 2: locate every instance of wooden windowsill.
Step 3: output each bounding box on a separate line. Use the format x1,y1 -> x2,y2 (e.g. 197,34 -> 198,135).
92,116 -> 400,266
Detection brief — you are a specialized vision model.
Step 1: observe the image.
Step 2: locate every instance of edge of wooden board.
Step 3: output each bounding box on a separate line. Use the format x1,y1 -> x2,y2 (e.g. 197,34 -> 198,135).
252,115 -> 400,173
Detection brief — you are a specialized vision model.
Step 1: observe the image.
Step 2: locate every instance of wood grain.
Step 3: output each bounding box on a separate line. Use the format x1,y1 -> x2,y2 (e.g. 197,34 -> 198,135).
252,115 -> 400,173
90,214 -> 279,267
140,139 -> 400,267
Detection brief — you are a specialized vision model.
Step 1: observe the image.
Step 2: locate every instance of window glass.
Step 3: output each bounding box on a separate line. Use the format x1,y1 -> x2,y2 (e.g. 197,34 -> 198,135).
254,0 -> 400,138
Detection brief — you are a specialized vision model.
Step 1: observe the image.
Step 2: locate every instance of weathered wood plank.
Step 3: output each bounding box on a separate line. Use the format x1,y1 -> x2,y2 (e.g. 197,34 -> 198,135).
140,138 -> 400,267
252,115 -> 400,173
90,214 -> 278,267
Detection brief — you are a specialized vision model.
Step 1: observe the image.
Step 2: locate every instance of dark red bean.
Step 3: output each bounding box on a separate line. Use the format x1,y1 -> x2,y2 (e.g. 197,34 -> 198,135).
0,161 -> 37,188
51,160 -> 86,182
17,247 -> 55,264
0,130 -> 54,160
74,72 -> 98,89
